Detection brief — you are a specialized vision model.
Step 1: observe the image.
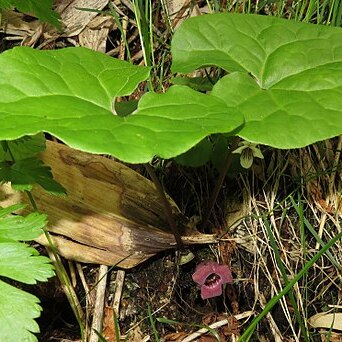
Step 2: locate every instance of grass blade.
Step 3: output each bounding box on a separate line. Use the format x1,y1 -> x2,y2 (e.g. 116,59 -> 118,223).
238,230 -> 342,341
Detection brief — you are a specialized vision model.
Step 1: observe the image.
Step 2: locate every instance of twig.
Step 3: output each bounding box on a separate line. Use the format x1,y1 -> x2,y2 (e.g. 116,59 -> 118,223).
112,270 -> 125,317
145,163 -> 184,249
68,261 -> 77,287
89,265 -> 108,342
315,136 -> 342,249
200,136 -> 241,230
76,262 -> 93,307
181,311 -> 254,342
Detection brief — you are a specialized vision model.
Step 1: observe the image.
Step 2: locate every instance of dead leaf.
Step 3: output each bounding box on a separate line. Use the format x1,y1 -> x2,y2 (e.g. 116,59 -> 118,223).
309,312 -> 342,331
166,0 -> 201,28
320,331 -> 342,342
102,306 -> 117,341
199,336 -> 217,342
55,0 -> 109,37
0,9 -> 43,44
164,332 -> 188,341
78,15 -> 114,52
126,325 -> 145,341
0,141 -> 215,268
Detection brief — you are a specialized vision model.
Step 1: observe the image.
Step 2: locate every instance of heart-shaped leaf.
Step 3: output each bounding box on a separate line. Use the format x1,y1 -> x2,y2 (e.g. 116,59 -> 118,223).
172,14 -> 342,148
0,46 -> 243,162
2,15 -> 340,163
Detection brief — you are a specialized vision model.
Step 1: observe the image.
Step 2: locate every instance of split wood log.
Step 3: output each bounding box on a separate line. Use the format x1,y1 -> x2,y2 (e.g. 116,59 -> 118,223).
0,141 -> 216,268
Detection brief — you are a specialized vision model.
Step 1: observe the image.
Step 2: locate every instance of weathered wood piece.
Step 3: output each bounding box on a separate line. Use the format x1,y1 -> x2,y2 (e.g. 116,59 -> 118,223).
0,141 -> 215,268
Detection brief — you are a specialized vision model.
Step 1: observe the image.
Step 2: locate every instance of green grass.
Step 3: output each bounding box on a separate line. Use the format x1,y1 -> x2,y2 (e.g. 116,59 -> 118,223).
239,230 -> 342,340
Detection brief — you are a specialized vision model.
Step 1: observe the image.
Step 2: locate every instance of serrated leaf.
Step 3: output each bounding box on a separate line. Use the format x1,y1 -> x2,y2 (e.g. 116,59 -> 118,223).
0,46 -> 243,162
172,14 -> 342,149
0,203 -> 26,218
0,241 -> 54,284
0,0 -> 61,29
0,206 -> 54,341
0,157 -> 66,194
0,280 -> 41,342
0,211 -> 47,241
0,134 -> 46,162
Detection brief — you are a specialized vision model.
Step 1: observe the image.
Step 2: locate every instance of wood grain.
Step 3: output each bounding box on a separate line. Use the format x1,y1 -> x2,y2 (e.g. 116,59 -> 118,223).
0,141 -> 215,268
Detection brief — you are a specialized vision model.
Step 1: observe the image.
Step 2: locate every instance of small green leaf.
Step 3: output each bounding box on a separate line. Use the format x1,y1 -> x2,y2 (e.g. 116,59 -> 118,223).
0,203 -> 26,218
172,14 -> 342,149
0,212 -> 47,241
0,242 -> 54,284
0,134 -> 46,162
0,0 -> 61,29
0,206 -> 54,342
0,157 -> 66,194
0,280 -> 41,342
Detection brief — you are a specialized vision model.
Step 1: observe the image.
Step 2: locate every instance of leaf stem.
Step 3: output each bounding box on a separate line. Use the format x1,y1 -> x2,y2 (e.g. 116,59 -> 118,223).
200,136 -> 240,230
145,163 -> 184,249
25,190 -> 38,211
6,141 -> 85,339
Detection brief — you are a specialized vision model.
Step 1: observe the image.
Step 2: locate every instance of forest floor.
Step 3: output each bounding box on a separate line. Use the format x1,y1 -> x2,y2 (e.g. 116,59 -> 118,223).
1,1 -> 341,341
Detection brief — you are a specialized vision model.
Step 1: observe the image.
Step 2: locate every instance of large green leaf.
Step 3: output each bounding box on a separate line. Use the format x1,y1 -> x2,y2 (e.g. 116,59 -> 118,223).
2,15 -> 340,163
172,14 -> 342,149
0,46 -> 243,163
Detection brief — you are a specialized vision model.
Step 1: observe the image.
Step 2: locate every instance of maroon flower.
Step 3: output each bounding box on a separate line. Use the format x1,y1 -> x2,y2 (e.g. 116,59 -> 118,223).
192,261 -> 233,300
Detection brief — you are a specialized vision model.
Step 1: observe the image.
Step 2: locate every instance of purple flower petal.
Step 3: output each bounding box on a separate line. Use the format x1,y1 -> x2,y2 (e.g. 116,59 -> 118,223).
201,282 -> 223,299
192,261 -> 219,285
192,261 -> 233,299
212,263 -> 233,284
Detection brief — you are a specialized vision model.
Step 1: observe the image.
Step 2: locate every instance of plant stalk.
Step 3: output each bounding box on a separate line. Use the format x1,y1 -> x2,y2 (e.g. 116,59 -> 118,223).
200,136 -> 240,230
145,163 -> 184,249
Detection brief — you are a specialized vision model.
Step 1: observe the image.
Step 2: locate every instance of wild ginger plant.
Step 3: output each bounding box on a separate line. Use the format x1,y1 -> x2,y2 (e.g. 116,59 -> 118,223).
0,14 -> 341,161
